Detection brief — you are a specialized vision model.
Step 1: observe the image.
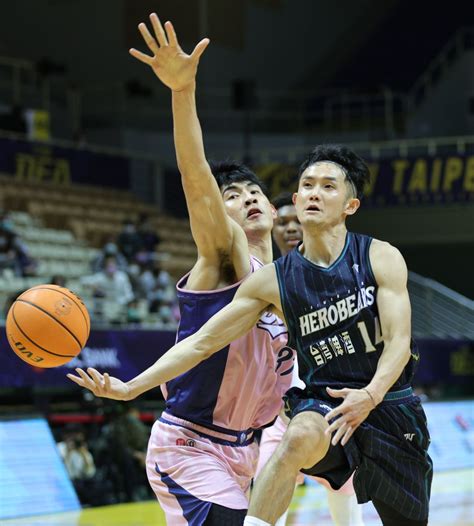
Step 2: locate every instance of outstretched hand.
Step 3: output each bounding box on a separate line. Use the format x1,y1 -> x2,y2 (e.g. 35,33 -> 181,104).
324,386 -> 377,446
67,368 -> 132,401
130,13 -> 210,92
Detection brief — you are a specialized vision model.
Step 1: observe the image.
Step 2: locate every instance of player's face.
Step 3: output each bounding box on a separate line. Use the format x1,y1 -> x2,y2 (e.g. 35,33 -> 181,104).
273,204 -> 302,255
294,162 -> 359,228
221,181 -> 276,234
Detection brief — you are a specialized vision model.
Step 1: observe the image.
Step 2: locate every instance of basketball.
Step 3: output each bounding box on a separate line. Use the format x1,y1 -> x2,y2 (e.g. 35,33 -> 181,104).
5,285 -> 90,368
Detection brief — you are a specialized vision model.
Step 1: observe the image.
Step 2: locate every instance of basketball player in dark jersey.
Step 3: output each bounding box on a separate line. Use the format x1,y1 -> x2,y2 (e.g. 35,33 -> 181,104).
70,150 -> 432,523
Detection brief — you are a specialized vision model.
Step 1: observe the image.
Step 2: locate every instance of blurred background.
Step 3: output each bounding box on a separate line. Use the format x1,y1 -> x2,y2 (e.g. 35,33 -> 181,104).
0,1 -> 472,524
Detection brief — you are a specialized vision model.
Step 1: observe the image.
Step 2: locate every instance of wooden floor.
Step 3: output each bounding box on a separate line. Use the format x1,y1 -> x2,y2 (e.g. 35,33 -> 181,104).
3,468 -> 472,526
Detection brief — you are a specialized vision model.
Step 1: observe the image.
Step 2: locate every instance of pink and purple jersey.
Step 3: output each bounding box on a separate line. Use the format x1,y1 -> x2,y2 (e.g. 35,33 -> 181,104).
162,256 -> 294,435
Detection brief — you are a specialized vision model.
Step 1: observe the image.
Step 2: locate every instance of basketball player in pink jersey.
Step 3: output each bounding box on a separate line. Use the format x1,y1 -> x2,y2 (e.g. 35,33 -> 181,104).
71,15 -> 294,526
257,193 -> 364,526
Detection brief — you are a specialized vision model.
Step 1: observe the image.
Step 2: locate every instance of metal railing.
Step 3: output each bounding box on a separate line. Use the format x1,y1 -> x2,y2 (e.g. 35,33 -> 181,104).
408,272 -> 474,339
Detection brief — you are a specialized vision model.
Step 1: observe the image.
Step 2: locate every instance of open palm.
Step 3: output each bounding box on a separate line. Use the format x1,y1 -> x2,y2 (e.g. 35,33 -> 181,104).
130,13 -> 209,92
67,367 -> 131,401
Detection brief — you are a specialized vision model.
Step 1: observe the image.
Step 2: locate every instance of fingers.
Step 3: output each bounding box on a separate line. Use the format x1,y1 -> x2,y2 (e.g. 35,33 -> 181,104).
149,13 -> 168,47
191,38 -> 210,61
331,421 -> 348,446
341,425 -> 354,446
74,368 -> 97,392
67,373 -> 85,387
164,21 -> 179,47
87,367 -> 104,389
129,48 -> 154,65
138,22 -> 160,55
104,372 -> 111,392
326,387 -> 348,398
325,404 -> 345,422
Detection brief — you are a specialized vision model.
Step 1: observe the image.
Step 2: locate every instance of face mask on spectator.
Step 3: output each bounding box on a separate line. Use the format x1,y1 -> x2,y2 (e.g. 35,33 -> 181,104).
105,263 -> 117,275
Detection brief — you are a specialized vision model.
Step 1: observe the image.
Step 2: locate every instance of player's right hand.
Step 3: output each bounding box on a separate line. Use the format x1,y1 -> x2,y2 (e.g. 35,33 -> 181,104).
129,13 -> 209,92
67,367 -> 132,401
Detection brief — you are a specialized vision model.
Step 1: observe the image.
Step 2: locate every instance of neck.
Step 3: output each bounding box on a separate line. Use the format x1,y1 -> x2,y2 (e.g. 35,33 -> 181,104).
300,224 -> 348,268
247,230 -> 273,265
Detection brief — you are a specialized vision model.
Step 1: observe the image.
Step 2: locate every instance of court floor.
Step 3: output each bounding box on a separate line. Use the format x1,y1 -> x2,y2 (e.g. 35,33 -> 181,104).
3,468 -> 473,526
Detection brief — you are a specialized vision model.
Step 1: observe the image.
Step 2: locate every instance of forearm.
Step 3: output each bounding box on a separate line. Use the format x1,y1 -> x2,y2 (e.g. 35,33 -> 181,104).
126,333 -> 208,399
172,83 -> 208,175
126,295 -> 266,399
365,337 -> 411,404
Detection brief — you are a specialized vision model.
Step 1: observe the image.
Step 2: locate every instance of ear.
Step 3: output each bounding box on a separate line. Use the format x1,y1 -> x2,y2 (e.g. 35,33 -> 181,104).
344,197 -> 360,216
292,192 -> 298,205
270,204 -> 278,220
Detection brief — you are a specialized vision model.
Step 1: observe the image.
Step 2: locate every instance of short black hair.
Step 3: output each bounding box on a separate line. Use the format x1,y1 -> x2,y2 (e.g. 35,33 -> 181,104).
209,160 -> 268,196
271,192 -> 293,210
298,144 -> 370,200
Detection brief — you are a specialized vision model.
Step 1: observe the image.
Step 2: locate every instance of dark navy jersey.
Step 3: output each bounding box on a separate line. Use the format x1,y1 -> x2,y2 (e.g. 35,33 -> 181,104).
274,232 -> 418,400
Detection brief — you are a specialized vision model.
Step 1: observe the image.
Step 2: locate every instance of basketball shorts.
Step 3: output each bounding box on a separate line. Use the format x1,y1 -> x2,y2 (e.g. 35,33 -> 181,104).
146,412 -> 258,526
283,386 -> 433,522
257,414 -> 356,493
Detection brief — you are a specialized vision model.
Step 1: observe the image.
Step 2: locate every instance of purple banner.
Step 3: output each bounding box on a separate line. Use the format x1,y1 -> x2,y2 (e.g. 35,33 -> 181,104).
0,136 -> 130,188
0,326 -> 472,390
0,328 -> 176,388
256,153 -> 474,207
414,339 -> 474,389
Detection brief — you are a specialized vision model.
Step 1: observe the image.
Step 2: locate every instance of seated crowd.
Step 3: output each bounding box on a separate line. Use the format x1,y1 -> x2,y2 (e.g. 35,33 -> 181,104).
1,211 -> 179,328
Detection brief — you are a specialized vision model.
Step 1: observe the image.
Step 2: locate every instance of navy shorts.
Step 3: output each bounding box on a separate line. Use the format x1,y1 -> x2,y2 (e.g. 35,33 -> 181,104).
283,386 -> 433,522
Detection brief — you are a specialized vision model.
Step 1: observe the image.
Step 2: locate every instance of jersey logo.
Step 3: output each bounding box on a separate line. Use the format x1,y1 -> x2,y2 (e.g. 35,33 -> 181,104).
352,263 -> 359,273
257,312 -> 288,340
404,433 -> 415,441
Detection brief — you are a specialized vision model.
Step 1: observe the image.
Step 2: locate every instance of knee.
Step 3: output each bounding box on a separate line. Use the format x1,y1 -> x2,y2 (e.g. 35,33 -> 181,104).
277,413 -> 330,470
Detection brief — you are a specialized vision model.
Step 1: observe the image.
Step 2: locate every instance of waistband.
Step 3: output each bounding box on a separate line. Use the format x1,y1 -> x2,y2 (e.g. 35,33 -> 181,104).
380,386 -> 414,405
159,411 -> 255,447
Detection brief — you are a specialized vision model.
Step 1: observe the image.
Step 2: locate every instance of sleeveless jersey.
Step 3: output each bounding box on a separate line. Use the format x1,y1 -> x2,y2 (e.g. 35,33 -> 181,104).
274,232 -> 418,401
162,256 -> 294,433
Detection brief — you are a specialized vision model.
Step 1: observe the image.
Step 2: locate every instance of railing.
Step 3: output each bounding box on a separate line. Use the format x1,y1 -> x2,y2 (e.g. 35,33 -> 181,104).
1,127 -> 474,167
1,27 -> 472,140
409,26 -> 474,109
408,272 -> 474,339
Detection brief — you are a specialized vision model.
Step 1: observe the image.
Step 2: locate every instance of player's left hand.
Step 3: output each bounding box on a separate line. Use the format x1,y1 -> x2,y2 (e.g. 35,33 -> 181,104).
324,387 -> 376,446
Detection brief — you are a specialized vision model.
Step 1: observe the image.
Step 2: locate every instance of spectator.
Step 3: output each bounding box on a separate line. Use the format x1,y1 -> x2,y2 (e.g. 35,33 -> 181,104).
51,274 -> 67,287
81,255 -> 134,323
117,219 -> 143,263
99,404 -> 151,502
136,214 -> 161,265
57,424 -> 98,505
0,212 -> 36,277
91,236 -> 128,273
139,262 -> 176,325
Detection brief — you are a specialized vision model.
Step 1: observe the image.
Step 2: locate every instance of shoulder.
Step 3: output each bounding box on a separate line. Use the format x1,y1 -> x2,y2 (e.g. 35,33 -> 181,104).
369,239 -> 407,286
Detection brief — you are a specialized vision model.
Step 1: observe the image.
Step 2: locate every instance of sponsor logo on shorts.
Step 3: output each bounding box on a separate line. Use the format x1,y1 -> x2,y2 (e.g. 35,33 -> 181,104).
176,438 -> 186,446
404,433 -> 415,441
186,439 -> 195,447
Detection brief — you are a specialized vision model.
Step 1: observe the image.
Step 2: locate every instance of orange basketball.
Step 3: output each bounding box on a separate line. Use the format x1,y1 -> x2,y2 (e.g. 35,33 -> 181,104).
5,284 -> 90,368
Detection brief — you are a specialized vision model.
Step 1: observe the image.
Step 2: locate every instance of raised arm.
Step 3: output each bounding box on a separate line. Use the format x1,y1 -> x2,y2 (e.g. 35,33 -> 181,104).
130,15 -> 249,280
67,264 -> 282,399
